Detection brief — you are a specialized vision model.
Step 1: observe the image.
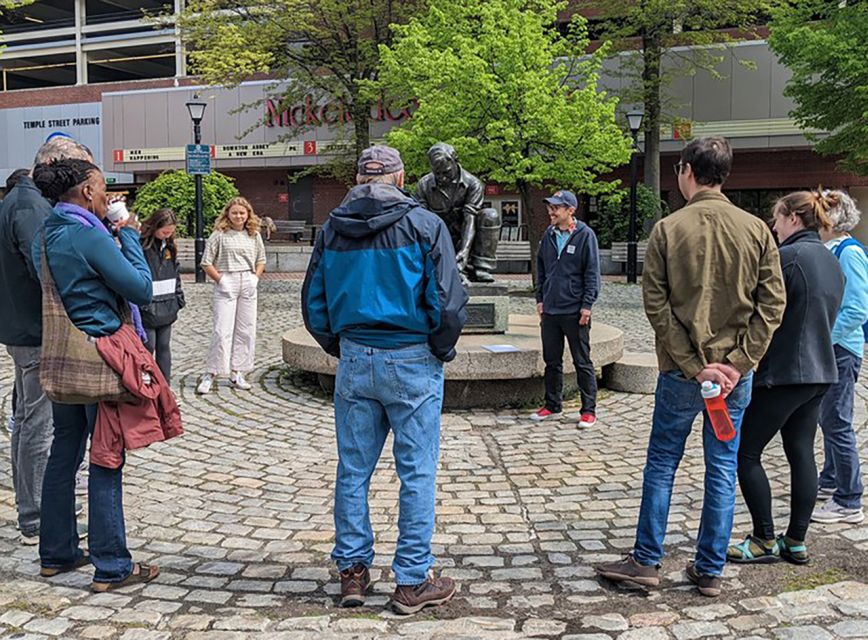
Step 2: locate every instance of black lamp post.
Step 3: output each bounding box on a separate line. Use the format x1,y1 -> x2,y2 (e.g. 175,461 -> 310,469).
626,110 -> 644,284
186,94 -> 207,283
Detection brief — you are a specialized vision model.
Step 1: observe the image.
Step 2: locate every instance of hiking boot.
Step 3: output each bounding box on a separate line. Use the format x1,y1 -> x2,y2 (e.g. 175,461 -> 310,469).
685,562 -> 722,597
391,575 -> 456,615
230,371 -> 252,391
811,499 -> 865,524
578,412 -> 597,428
595,554 -> 660,587
529,407 -> 560,422
196,373 -> 214,395
339,563 -> 370,607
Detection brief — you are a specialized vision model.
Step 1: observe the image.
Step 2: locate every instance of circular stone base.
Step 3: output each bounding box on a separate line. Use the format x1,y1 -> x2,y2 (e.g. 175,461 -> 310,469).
283,315 -> 624,409
603,351 -> 659,394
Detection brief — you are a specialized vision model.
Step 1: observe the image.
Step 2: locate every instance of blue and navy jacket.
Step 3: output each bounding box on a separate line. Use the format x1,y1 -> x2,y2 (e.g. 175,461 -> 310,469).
302,183 -> 468,362
535,220 -> 601,315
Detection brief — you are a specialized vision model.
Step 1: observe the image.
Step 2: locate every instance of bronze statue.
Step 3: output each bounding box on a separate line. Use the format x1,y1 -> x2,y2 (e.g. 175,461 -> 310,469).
416,143 -> 501,283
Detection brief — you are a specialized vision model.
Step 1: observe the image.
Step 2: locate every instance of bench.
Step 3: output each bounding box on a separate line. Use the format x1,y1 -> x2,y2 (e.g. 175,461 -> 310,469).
272,220 -> 306,242
495,240 -> 531,273
610,241 -> 648,265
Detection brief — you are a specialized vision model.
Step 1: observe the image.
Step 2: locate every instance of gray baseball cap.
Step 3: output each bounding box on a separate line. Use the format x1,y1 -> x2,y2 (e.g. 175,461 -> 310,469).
358,145 -> 404,175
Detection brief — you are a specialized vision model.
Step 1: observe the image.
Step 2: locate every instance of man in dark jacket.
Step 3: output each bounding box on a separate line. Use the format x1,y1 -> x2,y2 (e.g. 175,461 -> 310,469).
0,137 -> 93,545
531,190 -> 601,428
302,145 -> 467,615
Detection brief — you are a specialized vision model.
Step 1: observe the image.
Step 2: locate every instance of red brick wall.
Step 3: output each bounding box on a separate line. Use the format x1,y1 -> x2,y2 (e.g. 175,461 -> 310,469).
0,77 -> 200,109
222,169 -> 290,220
312,176 -> 350,225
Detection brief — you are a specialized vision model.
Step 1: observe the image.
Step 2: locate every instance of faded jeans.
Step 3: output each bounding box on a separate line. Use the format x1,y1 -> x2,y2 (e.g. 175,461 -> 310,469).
633,371 -> 753,576
332,339 -> 444,585
6,345 -> 53,537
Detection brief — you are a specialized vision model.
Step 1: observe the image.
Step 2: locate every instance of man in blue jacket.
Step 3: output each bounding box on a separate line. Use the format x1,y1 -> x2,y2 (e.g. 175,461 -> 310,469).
302,145 -> 467,615
531,190 -> 601,428
0,137 -> 93,545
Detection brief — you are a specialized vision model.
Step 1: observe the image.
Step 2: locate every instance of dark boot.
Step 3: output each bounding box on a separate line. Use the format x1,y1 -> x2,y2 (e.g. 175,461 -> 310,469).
339,564 -> 370,607
391,576 -> 456,615
595,554 -> 660,587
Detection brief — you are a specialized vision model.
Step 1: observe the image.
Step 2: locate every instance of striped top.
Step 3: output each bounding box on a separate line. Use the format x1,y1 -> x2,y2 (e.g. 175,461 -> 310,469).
201,229 -> 266,273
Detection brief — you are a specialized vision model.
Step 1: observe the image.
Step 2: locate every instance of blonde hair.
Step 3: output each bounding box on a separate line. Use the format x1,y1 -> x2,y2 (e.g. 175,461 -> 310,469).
772,189 -> 837,233
215,196 -> 261,236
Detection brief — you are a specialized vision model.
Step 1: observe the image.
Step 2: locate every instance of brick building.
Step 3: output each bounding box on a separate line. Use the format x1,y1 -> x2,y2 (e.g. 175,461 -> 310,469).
2,3 -> 867,245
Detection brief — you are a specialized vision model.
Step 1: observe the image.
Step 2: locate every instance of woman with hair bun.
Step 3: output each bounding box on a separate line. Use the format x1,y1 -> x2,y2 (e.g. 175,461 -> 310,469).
813,191 -> 868,525
728,190 -> 844,566
31,158 -> 161,591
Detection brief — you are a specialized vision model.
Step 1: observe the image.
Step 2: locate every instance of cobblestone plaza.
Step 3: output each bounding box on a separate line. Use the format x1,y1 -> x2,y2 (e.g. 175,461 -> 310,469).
1,280 -> 867,639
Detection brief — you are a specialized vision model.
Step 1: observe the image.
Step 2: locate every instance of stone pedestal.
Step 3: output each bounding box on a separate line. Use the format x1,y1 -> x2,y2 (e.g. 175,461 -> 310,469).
463,282 -> 510,334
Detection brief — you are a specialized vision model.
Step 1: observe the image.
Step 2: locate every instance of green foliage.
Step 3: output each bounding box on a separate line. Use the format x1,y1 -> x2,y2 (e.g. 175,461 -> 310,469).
378,0 -> 632,198
176,0 -> 424,164
132,171 -> 239,237
592,183 -> 669,249
0,1 -> 35,54
768,1 -> 868,175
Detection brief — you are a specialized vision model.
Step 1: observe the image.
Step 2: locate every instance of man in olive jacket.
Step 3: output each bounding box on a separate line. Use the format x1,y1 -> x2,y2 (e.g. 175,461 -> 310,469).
597,137 -> 786,597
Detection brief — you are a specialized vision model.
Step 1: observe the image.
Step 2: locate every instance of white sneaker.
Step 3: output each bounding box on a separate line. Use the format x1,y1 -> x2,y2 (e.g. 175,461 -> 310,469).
811,499 -> 865,524
817,486 -> 835,502
196,373 -> 214,395
230,371 -> 252,391
20,532 -> 38,546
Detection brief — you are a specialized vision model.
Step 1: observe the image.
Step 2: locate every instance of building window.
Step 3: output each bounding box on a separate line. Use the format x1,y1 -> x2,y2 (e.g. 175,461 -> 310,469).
724,189 -> 793,221
1,53 -> 77,90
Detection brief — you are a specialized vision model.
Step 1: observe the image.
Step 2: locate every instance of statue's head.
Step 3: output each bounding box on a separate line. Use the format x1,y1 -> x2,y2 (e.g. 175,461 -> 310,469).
427,142 -> 460,188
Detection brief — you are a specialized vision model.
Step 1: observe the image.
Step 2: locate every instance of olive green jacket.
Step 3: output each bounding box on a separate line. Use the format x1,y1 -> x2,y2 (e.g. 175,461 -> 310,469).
642,189 -> 786,379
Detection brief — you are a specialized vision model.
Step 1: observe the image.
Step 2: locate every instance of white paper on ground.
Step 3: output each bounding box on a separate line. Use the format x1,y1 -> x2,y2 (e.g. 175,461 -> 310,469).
481,344 -> 520,353
152,278 -> 177,297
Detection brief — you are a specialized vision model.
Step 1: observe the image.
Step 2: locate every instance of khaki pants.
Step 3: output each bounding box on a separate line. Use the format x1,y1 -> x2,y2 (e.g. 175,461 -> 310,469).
206,271 -> 258,375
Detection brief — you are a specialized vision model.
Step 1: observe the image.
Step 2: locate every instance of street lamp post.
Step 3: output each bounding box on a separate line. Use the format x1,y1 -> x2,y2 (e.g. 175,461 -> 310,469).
626,111 -> 644,285
186,95 -> 208,283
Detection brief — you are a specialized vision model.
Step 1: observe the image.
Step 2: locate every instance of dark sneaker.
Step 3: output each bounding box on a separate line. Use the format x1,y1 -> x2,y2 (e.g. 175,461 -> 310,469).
391,575 -> 456,615
595,554 -> 660,587
339,564 -> 370,607
685,562 -> 722,597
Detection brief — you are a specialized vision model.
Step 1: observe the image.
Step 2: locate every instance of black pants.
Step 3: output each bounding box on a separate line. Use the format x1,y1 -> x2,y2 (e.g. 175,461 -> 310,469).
145,324 -> 173,382
541,313 -> 596,414
738,384 -> 829,542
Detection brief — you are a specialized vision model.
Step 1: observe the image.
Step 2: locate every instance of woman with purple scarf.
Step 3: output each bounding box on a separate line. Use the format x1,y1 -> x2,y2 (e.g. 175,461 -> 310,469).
31,158 -> 159,591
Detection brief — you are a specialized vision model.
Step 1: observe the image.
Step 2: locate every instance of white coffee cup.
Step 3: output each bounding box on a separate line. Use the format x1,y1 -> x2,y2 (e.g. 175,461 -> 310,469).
106,200 -> 130,224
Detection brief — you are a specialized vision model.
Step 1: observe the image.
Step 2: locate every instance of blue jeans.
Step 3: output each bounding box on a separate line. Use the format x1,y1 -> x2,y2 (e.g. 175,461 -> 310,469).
633,371 -> 753,576
819,345 -> 864,509
332,339 -> 444,586
40,403 -> 133,583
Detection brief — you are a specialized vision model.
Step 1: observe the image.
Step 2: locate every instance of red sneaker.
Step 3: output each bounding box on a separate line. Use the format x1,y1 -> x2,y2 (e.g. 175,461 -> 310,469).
578,413 -> 597,428
530,407 -> 560,421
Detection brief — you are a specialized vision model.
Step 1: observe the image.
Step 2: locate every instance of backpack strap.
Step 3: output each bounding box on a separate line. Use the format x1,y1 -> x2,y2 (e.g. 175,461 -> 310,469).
833,237 -> 864,259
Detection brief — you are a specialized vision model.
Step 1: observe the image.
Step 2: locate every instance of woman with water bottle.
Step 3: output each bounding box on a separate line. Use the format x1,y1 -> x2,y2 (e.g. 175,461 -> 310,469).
728,191 -> 845,566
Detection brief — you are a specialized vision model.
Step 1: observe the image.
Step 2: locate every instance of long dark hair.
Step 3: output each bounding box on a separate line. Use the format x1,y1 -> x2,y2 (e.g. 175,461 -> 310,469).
140,208 -> 179,259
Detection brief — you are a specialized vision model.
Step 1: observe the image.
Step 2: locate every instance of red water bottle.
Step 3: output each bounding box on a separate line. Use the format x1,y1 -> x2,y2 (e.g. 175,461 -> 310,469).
701,381 -> 736,442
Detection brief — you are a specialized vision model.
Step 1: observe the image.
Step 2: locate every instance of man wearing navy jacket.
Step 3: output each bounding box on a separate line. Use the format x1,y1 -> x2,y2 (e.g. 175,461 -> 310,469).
531,190 -> 601,428
302,145 -> 467,615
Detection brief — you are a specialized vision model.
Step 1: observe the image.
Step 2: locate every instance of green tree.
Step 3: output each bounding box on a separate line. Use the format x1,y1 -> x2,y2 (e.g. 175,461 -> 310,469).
377,0 -> 632,276
133,170 -> 239,236
176,0 -> 424,175
768,1 -> 868,175
0,1 -> 35,55
592,183 -> 669,249
588,0 -> 776,197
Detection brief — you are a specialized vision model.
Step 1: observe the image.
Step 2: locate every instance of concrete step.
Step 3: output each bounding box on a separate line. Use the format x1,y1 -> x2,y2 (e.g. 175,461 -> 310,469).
603,351 -> 658,394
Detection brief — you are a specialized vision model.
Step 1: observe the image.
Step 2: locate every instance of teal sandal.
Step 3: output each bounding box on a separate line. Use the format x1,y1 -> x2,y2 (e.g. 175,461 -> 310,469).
777,535 -> 809,565
726,535 -> 780,564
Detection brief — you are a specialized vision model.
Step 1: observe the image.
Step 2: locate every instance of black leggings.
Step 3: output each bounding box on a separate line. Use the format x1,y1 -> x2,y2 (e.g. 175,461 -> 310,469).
738,384 -> 828,542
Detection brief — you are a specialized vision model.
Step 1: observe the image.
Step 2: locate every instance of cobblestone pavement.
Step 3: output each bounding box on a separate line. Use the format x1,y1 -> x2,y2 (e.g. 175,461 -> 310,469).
0,281 -> 867,639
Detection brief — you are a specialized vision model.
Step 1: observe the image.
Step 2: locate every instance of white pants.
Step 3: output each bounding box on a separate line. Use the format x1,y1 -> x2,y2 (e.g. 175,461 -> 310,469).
206,271 -> 258,375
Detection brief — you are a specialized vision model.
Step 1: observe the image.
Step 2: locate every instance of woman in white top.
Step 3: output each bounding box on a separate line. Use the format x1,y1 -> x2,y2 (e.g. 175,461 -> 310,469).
197,196 -> 266,393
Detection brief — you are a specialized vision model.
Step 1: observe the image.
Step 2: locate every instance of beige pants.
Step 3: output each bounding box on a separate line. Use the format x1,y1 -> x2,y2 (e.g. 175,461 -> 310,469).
206,271 -> 258,375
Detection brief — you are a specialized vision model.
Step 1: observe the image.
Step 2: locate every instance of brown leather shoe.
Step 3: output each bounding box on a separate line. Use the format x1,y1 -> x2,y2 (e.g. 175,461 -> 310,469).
595,554 -> 660,587
685,561 -> 722,597
339,564 -> 371,607
391,575 -> 456,615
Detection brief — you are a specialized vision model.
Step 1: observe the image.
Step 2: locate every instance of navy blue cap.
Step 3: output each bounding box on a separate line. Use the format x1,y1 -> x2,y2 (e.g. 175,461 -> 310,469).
544,190 -> 578,208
